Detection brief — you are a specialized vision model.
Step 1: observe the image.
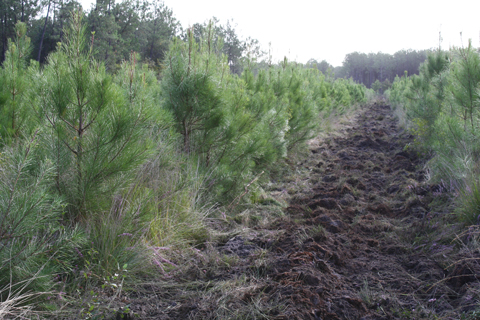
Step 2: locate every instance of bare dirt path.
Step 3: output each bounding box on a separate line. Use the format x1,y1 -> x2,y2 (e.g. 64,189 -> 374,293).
260,102 -> 436,319
125,103 -> 480,319
254,102 -> 478,319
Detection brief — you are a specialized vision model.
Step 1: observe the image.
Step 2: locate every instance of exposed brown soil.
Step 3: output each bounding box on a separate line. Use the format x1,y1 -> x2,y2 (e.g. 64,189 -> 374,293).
117,103 -> 480,319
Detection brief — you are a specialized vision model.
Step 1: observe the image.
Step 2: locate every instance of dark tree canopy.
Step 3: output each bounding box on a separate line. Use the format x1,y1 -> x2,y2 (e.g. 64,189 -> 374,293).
2,0 -> 181,69
1,0 -> 263,74
1,0 -> 43,61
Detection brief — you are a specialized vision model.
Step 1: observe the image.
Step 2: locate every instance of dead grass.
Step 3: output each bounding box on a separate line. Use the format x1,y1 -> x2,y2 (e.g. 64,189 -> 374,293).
0,277 -> 50,320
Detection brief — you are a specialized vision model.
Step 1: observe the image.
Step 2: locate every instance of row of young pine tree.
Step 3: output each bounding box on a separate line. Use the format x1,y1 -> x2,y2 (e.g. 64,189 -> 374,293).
0,11 -> 368,314
386,41 -> 480,226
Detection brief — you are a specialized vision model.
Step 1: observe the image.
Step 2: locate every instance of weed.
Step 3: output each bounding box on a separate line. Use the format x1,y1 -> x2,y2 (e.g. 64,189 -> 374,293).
363,160 -> 374,169
337,176 -> 347,190
309,225 -> 327,241
460,310 -> 480,319
350,186 -> 360,197
359,279 -> 373,306
248,249 -> 270,279
295,227 -> 310,245
457,180 -> 480,225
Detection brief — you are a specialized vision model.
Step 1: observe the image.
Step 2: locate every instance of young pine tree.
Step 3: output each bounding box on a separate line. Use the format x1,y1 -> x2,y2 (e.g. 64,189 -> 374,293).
0,133 -> 84,297
282,61 -> 320,151
36,10 -> 151,220
162,24 -> 291,199
0,22 -> 35,144
449,40 -> 480,131
161,24 -> 227,157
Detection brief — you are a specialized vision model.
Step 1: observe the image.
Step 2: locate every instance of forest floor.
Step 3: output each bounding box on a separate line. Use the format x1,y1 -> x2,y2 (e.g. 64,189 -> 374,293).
94,102 -> 480,319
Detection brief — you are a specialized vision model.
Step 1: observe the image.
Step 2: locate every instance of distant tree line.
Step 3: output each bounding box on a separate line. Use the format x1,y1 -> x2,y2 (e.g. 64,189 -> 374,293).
306,50 -> 430,93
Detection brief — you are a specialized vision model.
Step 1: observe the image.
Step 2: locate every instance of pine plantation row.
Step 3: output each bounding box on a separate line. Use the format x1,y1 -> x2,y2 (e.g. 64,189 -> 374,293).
387,41 -> 480,226
0,11 -> 368,315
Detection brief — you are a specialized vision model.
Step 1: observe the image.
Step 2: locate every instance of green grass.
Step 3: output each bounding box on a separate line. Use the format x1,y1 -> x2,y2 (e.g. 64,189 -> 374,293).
457,180 -> 480,225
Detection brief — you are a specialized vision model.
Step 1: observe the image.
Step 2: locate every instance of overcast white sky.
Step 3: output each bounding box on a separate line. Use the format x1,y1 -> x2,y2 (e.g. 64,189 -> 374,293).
79,0 -> 480,67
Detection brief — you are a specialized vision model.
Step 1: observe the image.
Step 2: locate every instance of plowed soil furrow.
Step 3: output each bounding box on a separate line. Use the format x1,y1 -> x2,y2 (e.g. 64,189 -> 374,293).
125,103 -> 480,319
254,103 -> 454,319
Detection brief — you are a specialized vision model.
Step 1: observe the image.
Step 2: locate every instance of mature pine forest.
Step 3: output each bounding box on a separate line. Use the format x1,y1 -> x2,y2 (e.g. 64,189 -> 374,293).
1,0 -> 262,74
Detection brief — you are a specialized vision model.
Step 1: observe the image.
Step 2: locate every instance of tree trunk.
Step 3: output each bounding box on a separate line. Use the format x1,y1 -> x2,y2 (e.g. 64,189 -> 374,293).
60,0 -> 65,41
2,12 -> 6,62
37,0 -> 51,62
149,18 -> 157,60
